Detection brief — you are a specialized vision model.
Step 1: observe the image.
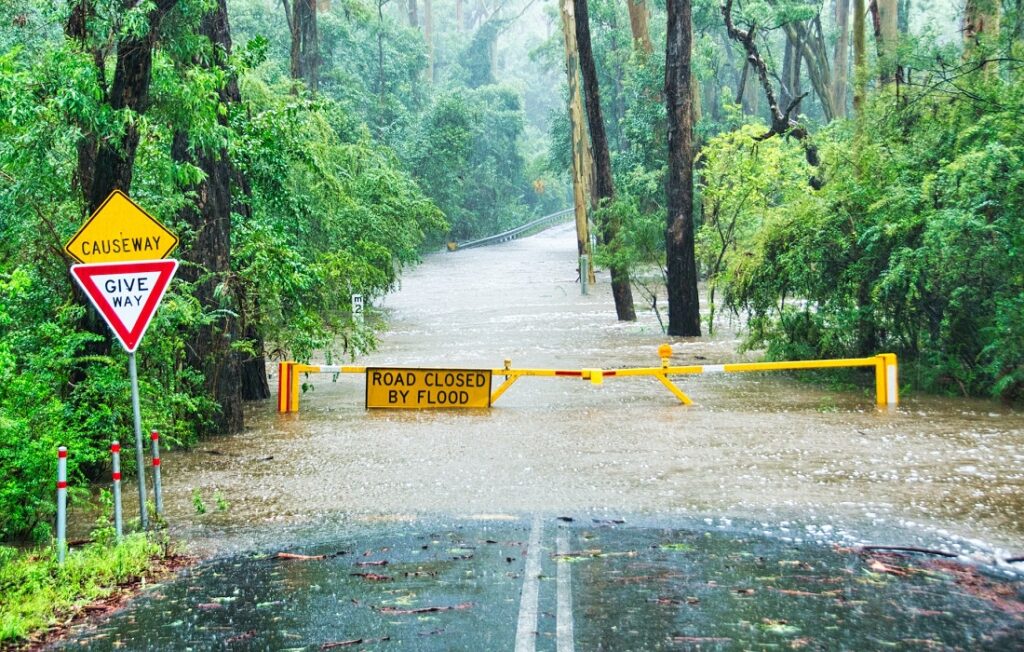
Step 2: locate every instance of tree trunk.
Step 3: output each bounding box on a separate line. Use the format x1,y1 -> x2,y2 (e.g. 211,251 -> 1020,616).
897,0 -> 910,33
665,0 -> 700,336
172,0 -> 245,434
780,33 -> 800,112
408,0 -> 418,27
626,0 -> 653,53
741,61 -> 760,115
964,0 -> 1000,51
574,0 -> 635,321
89,1 -> 179,210
783,18 -> 835,122
289,0 -> 318,92
853,0 -> 866,112
561,0 -> 596,284
832,0 -> 850,118
875,0 -> 899,83
424,0 -> 434,81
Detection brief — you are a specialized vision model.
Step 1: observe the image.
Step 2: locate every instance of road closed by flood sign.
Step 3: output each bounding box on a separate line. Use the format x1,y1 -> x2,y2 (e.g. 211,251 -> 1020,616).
366,367 -> 492,409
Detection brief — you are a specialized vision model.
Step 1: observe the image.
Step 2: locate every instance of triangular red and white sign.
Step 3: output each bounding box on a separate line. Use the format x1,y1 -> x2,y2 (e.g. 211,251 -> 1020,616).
70,259 -> 179,352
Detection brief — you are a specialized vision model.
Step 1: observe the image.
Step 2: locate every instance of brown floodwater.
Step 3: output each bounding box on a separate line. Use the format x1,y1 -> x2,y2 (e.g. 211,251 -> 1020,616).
134,223 -> 1022,562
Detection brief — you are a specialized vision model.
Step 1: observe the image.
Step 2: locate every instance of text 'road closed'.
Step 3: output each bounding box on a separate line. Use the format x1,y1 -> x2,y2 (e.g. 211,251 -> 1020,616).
365,368 -> 492,409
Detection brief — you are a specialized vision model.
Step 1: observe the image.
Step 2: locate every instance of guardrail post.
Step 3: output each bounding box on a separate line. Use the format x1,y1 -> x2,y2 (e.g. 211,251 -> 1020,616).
111,441 -> 123,540
290,364 -> 304,412
150,431 -> 163,517
580,255 -> 588,295
873,354 -> 899,407
57,446 -> 67,564
883,353 -> 899,406
278,362 -> 292,413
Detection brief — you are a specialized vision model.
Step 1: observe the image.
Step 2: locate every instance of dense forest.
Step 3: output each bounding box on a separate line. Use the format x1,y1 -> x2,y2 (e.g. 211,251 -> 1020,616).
0,0 -> 1021,544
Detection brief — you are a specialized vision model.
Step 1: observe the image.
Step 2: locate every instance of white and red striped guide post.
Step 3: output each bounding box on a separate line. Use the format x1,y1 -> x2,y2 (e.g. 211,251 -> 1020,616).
150,430 -> 163,517
57,446 -> 67,564
111,441 -> 123,540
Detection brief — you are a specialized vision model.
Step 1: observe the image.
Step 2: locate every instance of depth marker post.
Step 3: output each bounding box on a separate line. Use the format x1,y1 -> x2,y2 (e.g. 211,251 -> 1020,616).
111,441 -> 123,540
57,447 -> 67,564
150,430 -> 163,517
128,352 -> 148,530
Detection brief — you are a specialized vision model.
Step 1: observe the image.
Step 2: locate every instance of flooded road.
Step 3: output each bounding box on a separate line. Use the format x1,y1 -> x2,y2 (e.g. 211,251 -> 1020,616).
154,222 -> 1023,561
58,223 -> 1024,650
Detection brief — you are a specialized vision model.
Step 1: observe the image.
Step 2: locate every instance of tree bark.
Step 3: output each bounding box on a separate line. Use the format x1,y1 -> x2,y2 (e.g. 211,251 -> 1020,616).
288,0 -> 318,92
832,0 -> 850,118
853,0 -> 866,112
626,0 -> 653,53
782,18 -> 835,121
561,0 -> 596,284
665,0 -> 700,336
574,0 -> 635,321
780,33 -> 801,112
964,0 -> 1000,51
172,0 -> 245,434
408,0 -> 418,27
89,0 -> 179,210
874,0 -> 899,83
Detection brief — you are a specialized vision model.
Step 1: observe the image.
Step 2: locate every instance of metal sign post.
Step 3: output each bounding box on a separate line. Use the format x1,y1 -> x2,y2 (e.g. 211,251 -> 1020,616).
127,352 -> 148,530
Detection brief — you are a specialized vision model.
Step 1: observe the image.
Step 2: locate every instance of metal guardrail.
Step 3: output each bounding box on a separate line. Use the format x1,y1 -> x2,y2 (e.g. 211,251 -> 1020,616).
448,208 -> 574,251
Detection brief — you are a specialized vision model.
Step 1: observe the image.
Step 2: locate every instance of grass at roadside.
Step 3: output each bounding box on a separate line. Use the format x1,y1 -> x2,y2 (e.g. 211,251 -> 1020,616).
0,533 -> 177,646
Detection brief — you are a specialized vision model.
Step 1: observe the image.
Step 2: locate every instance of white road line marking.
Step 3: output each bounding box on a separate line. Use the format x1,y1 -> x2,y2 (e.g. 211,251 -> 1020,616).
515,516 -> 544,652
556,528 -> 576,652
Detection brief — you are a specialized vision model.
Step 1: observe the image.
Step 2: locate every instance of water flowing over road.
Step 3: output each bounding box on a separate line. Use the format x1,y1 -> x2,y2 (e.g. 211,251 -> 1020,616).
156,222 -> 1023,559
59,223 -> 1024,650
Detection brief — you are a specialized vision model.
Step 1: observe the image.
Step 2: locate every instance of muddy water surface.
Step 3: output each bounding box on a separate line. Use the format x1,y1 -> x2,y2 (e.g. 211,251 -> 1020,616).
151,223 -> 1023,561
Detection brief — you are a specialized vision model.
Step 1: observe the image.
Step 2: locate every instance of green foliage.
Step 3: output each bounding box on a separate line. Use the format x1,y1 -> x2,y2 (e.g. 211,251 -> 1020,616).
0,534 -> 162,644
231,75 -> 446,360
695,124 -> 811,332
711,69 -> 1024,399
404,85 -> 532,240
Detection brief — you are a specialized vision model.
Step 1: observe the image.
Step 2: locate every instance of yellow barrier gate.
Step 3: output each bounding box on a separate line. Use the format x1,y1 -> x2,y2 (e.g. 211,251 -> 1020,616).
278,347 -> 899,413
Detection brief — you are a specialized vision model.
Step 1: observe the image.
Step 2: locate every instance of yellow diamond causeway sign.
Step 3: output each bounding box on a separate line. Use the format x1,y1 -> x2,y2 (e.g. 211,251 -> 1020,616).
65,190 -> 179,264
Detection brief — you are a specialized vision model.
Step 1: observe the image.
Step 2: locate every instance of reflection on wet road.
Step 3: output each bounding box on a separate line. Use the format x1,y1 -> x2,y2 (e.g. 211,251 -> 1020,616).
58,519 -> 1023,650
59,223 -> 1024,649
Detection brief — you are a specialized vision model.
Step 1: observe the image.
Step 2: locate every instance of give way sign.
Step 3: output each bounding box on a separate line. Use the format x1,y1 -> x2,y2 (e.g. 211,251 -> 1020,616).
70,259 -> 179,352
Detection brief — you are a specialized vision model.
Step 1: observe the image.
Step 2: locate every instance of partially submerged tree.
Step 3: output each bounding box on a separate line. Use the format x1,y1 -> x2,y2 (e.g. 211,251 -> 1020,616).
575,0 -> 636,320
664,0 -> 700,336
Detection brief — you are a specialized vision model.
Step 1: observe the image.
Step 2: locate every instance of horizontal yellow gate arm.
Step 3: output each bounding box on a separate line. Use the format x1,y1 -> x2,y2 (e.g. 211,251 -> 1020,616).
277,349 -> 898,413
